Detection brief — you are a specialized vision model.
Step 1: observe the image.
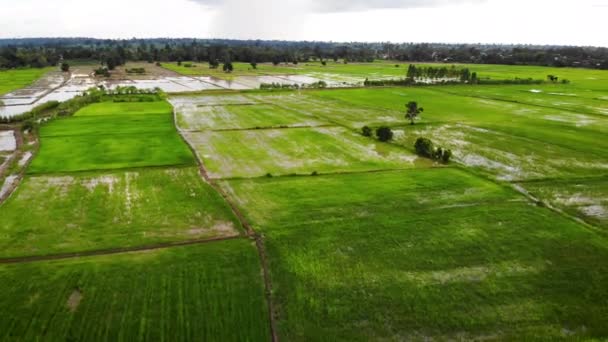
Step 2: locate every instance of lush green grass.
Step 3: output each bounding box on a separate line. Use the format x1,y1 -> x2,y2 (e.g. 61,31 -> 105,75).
172,96 -> 329,131
40,114 -> 176,137
184,127 -> 429,179
29,100 -> 195,173
0,68 -> 54,96
221,169 -> 608,340
0,240 -> 270,341
74,101 -> 174,117
29,132 -> 195,173
0,167 -> 242,257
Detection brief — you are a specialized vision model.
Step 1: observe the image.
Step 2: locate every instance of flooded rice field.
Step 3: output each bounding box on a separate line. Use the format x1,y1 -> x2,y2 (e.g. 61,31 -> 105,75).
0,70 -> 350,118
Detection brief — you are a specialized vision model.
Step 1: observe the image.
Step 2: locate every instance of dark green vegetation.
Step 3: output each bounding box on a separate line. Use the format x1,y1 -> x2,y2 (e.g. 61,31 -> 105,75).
2,38 -> 607,70
0,240 -> 270,341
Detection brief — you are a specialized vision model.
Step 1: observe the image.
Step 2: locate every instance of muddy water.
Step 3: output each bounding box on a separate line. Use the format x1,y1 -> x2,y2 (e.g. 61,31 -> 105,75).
0,131 -> 16,152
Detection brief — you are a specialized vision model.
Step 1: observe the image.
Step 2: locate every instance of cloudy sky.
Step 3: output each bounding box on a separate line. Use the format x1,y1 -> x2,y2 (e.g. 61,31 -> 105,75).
1,0 -> 606,46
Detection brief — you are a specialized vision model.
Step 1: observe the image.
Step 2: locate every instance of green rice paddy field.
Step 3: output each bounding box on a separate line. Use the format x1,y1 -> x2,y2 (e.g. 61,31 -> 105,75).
1,62 -> 608,340
0,67 -> 54,96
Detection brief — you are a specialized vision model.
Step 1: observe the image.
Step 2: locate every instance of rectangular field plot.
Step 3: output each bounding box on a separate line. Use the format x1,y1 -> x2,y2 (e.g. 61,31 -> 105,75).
74,101 -> 174,116
522,177 -> 608,229
433,85 -> 608,117
0,167 -> 241,257
221,169 -> 608,340
40,114 -> 176,137
185,127 -> 428,178
0,68 -> 54,96
173,99 -> 328,131
249,93 -> 404,128
29,132 -> 195,173
393,123 -> 608,181
0,240 -> 270,341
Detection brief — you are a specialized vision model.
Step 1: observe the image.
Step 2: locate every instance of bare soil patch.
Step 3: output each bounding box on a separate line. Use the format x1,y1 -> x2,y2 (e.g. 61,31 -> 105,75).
66,288 -> 83,313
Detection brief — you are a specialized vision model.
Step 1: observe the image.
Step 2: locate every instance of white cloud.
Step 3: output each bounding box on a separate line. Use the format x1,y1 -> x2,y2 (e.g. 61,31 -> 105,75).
0,0 -> 606,46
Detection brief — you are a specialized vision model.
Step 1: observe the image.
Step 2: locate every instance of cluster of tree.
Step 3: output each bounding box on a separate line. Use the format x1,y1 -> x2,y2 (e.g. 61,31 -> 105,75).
414,137 -> 452,163
259,81 -> 328,90
362,125 -> 394,142
1,38 -> 607,70
406,64 -> 472,80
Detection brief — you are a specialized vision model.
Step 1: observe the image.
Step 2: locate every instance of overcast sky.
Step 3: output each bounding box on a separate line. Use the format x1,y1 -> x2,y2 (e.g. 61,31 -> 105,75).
1,0 -> 606,46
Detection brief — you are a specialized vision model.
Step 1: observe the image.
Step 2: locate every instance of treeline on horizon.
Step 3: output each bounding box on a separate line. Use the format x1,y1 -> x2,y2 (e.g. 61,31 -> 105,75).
1,38 -> 607,70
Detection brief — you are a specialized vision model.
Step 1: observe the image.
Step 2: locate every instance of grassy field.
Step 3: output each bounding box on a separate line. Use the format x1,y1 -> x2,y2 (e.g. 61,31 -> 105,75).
2,61 -> 608,340
0,167 -> 242,257
221,169 -> 608,340
29,101 -> 195,173
0,67 -> 54,96
0,240 -> 270,341
185,127 -> 428,178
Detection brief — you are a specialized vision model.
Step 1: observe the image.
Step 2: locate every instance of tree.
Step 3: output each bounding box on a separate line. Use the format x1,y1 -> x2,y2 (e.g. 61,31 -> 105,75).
60,63 -> 70,72
321,60 -> 327,66
361,126 -> 372,137
376,126 -> 393,142
406,101 -> 424,125
209,59 -> 219,69
471,72 -> 478,84
414,137 -> 434,158
250,62 -> 257,69
460,68 -> 471,82
223,61 -> 234,72
547,75 -> 559,82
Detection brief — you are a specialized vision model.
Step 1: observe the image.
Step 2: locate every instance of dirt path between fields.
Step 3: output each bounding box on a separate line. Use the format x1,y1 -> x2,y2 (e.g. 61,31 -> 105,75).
0,235 -> 242,265
175,109 -> 279,342
0,129 -> 37,205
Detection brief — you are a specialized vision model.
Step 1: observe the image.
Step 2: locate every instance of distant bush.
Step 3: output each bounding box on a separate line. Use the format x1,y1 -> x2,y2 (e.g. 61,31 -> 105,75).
376,126 -> 393,142
361,126 -> 372,137
60,63 -> 70,72
21,119 -> 37,132
126,67 -> 146,74
415,137 -> 452,163
94,67 -> 110,77
184,63 -> 194,68
311,171 -> 319,176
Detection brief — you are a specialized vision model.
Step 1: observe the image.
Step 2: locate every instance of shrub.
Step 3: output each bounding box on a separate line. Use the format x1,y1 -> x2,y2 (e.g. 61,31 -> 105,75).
94,67 -> 110,77
376,126 -> 393,142
61,63 -> 70,72
311,171 -> 319,176
21,119 -> 36,132
361,126 -> 372,137
415,137 -> 452,163
415,137 -> 435,158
